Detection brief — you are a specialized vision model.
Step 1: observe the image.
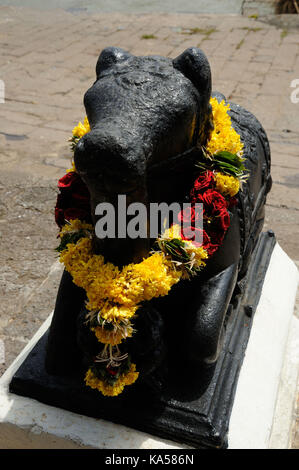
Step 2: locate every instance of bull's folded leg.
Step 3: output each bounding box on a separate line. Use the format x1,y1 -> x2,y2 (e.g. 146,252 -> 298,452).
184,263 -> 238,366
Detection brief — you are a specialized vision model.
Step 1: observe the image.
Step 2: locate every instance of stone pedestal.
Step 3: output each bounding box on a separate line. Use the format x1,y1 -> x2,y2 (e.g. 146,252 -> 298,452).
0,241 -> 298,449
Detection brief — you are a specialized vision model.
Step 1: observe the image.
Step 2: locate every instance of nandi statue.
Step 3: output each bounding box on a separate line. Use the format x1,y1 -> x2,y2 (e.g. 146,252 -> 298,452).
10,47 -> 274,448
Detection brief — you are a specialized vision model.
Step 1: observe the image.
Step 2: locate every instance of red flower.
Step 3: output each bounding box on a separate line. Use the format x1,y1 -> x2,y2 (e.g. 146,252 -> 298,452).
180,175 -> 232,259
197,190 -> 229,226
199,189 -> 227,211
190,171 -> 215,201
180,226 -> 210,249
191,188 -> 231,256
107,367 -> 118,376
54,171 -> 92,228
178,204 -> 203,224
218,209 -> 230,231
55,207 -> 65,228
58,172 -> 77,189
57,172 -> 89,197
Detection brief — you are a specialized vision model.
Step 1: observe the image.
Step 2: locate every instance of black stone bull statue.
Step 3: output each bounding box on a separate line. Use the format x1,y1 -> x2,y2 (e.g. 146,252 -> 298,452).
45,47 -> 271,391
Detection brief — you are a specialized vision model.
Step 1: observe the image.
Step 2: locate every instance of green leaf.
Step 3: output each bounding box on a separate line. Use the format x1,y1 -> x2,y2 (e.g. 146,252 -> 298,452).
196,150 -> 246,178
212,151 -> 246,177
214,151 -> 244,167
161,239 -> 191,262
215,162 -> 244,177
55,229 -> 88,252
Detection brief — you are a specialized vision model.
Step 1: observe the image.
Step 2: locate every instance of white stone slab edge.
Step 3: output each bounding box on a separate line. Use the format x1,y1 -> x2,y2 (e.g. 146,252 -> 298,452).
269,314 -> 299,449
228,243 -> 299,449
0,242 -> 298,449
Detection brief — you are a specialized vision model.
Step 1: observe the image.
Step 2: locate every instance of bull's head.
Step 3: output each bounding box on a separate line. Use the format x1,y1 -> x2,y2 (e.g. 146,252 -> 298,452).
74,47 -> 213,266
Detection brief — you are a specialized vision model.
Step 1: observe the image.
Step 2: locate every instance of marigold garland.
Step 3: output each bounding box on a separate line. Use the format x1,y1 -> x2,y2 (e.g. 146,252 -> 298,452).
207,97 -> 243,156
59,234 -> 182,322
85,363 -> 139,397
55,96 -> 247,397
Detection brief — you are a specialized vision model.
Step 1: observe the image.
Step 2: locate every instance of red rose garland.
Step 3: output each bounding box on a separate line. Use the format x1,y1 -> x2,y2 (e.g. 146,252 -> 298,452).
55,172 -> 92,229
177,170 -> 233,256
55,169 -> 234,259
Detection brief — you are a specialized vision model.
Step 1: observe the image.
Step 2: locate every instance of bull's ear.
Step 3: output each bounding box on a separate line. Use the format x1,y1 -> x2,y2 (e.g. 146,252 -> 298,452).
172,47 -> 211,97
96,47 -> 131,78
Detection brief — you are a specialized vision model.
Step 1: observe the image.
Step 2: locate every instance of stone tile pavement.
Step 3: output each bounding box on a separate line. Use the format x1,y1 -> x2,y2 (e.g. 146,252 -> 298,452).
0,5 -> 298,448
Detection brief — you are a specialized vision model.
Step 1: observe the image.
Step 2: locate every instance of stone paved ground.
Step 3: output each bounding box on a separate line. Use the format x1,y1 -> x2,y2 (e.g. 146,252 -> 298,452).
0,5 -> 298,448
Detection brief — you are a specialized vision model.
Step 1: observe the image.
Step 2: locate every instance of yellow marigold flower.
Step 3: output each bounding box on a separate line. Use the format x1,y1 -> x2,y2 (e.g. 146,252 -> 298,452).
84,363 -> 139,397
158,224 -> 209,278
59,231 -> 181,323
60,237 -> 92,266
133,252 -> 181,300
214,172 -> 240,197
98,304 -> 138,323
207,98 -> 244,156
59,219 -> 93,237
91,323 -> 133,346
72,116 -> 90,139
122,363 -> 139,385
66,160 -> 76,173
161,224 -> 207,260
187,245 -> 209,265
161,224 -> 181,240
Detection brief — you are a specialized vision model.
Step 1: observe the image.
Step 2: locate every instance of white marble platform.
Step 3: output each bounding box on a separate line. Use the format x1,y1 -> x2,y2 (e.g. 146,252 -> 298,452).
0,242 -> 298,449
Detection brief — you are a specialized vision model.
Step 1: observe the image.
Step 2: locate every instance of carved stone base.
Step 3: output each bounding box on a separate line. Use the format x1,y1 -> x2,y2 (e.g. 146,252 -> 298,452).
9,232 -> 276,449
